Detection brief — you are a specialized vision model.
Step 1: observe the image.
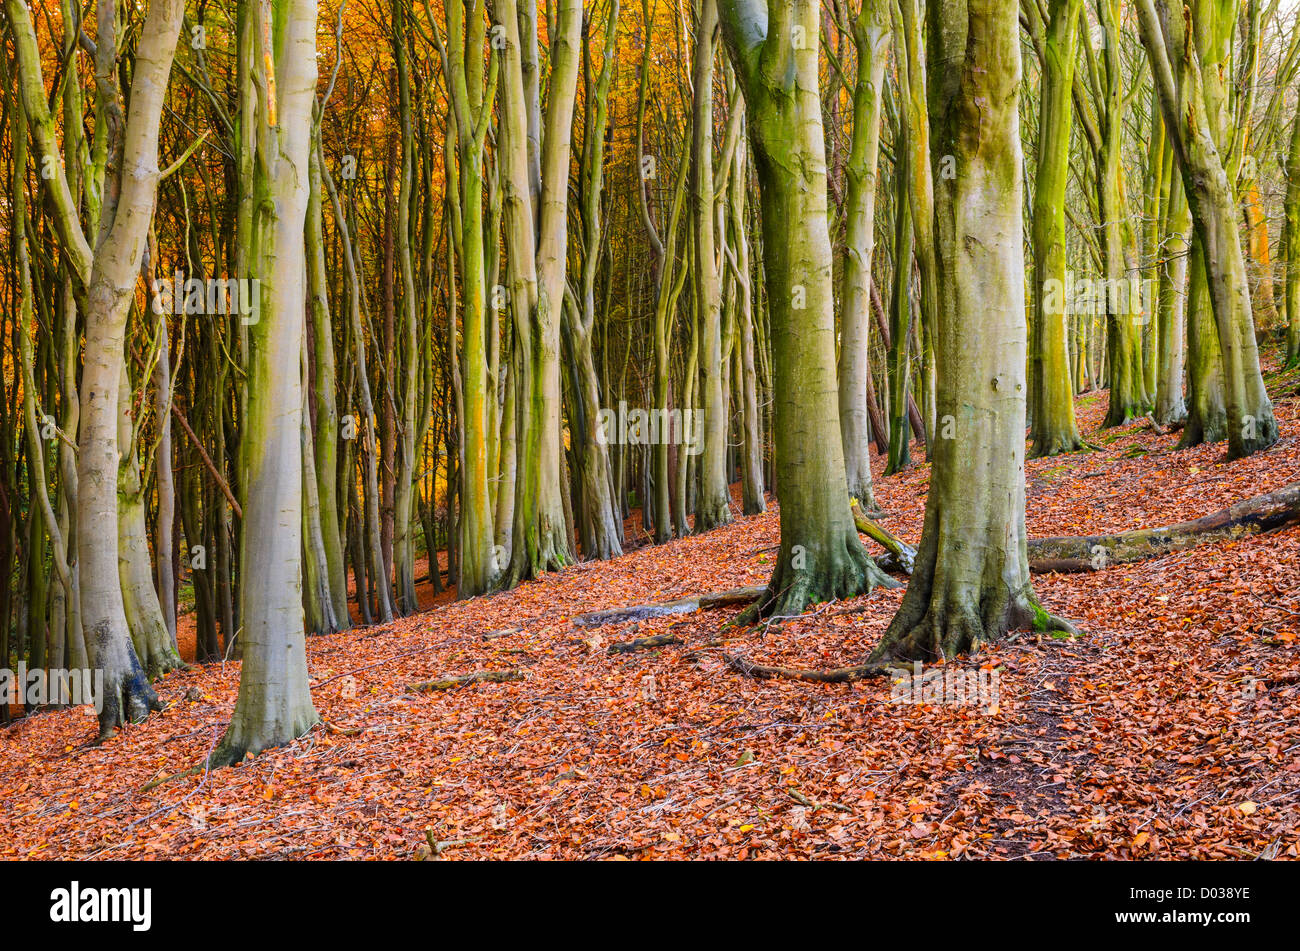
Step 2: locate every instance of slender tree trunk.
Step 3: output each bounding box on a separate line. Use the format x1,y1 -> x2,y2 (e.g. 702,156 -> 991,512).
718,0 -> 896,621
307,129 -> 349,625
1136,0 -> 1277,458
1028,0 -> 1086,456
1155,166 -> 1191,427
1284,94 -> 1300,366
210,0 -> 321,766
691,0 -> 733,532
836,0 -> 889,504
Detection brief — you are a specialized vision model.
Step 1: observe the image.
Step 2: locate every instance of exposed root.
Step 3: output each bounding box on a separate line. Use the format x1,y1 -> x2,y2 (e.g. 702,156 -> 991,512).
869,588 -> 1078,665
140,762 -> 204,793
722,651 -> 892,683
97,671 -> 163,743
408,668 -> 530,692
738,530 -> 902,629
607,633 -> 683,655
418,829 -> 479,860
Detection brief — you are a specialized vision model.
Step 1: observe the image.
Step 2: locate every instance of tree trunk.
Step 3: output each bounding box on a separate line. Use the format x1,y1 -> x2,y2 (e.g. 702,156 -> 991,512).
836,0 -> 889,503
497,0 -> 582,584
871,0 -> 1072,662
718,0 -> 897,621
691,0 -> 734,533
1135,0 -> 1277,458
210,0 -> 321,766
1028,0 -> 1087,456
9,0 -> 185,736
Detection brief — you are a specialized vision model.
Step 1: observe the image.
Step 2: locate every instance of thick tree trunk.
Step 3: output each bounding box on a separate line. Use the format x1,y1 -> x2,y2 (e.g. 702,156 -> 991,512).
9,0 -> 184,736
871,0 -> 1072,663
497,0 -> 582,584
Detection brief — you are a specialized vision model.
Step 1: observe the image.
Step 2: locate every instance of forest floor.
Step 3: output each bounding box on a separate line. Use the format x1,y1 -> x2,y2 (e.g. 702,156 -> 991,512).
5,364 -> 1300,860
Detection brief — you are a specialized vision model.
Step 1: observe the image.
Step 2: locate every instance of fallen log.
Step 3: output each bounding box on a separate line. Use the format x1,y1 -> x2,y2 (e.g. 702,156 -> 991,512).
1026,480 -> 1300,572
576,482 -> 1300,635
408,668 -> 529,692
571,585 -> 766,628
852,503 -> 917,573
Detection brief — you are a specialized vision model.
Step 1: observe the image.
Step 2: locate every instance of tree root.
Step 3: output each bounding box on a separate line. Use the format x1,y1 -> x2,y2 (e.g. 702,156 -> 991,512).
407,668 -> 530,692
788,787 -> 855,813
418,829 -> 478,860
140,762 -> 205,793
868,589 -> 1078,665
721,652 -> 892,683
607,633 -> 683,654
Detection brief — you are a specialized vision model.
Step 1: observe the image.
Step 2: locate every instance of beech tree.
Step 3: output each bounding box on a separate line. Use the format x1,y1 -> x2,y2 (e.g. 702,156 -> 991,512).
1135,0 -> 1277,459
871,0 -> 1073,660
718,0 -> 896,620
209,0 -> 321,765
7,0 -> 185,736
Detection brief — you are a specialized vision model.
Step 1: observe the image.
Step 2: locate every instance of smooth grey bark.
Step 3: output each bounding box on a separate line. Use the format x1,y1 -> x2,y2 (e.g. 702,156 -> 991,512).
210,0 -> 321,766
9,0 -> 185,736
691,0 -> 734,532
835,0 -> 889,506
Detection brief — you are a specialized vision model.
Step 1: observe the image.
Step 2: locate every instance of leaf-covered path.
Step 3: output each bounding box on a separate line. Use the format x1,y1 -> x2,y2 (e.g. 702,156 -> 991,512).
4,370 -> 1300,860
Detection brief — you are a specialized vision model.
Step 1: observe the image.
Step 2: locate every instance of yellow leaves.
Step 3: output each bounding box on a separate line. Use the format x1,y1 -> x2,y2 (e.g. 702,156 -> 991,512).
1238,801 -> 1257,815
1131,831 -> 1150,849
